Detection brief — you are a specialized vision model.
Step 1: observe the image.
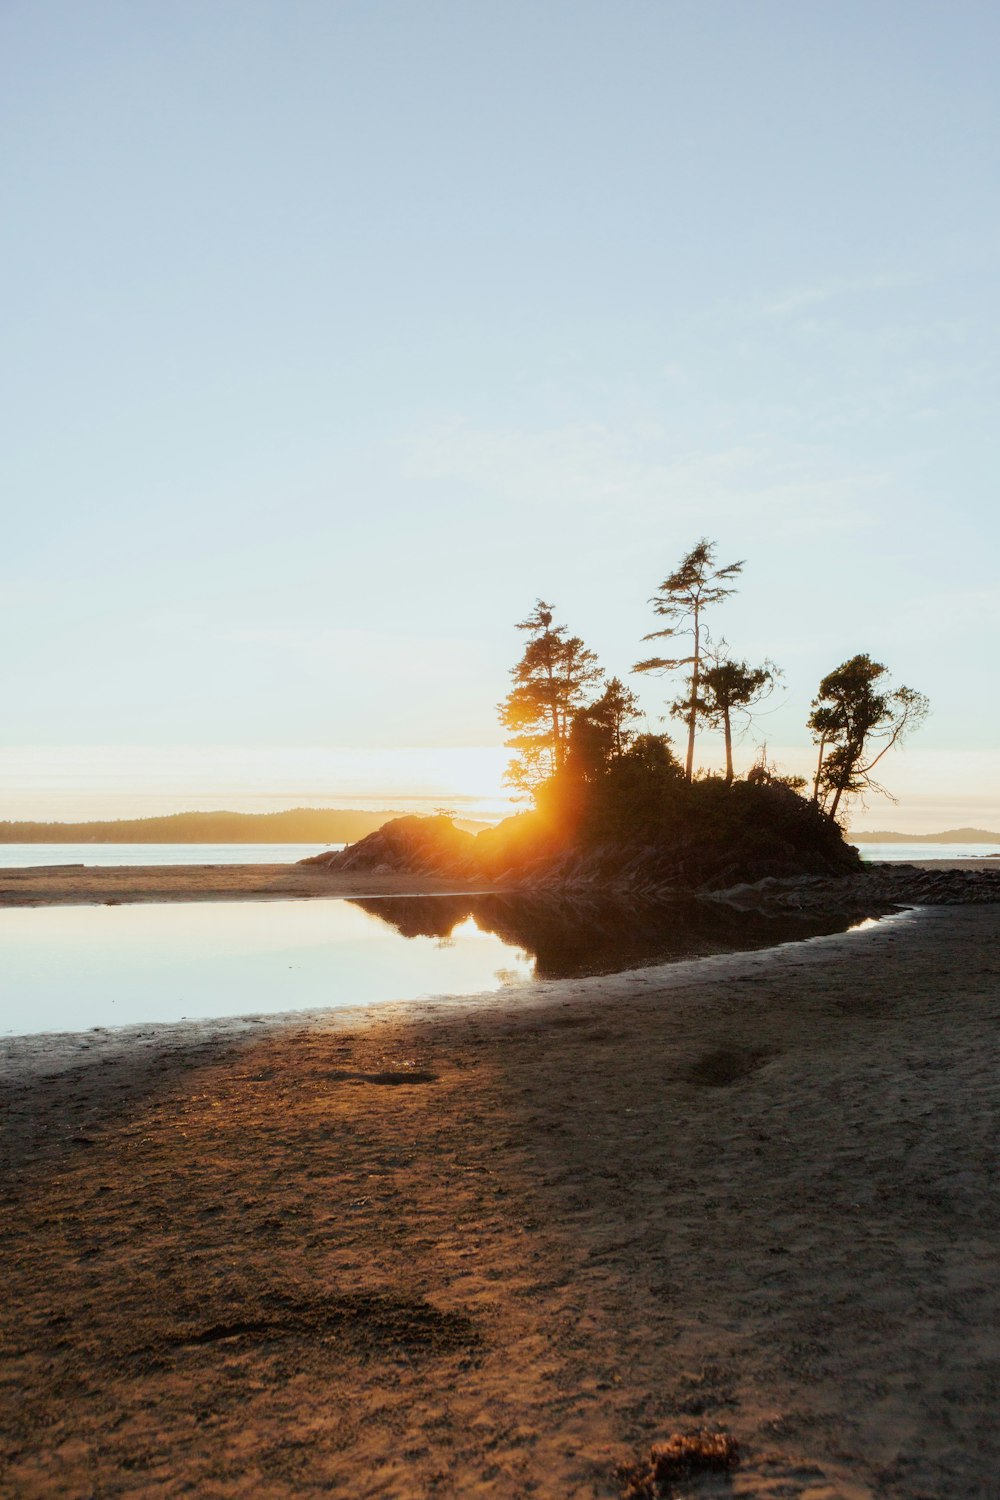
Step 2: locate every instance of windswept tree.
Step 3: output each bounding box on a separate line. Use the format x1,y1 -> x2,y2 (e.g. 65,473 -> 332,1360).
808,654 -> 929,820
567,676 -> 642,781
634,539 -> 744,781
499,600 -> 603,792
697,648 -> 780,785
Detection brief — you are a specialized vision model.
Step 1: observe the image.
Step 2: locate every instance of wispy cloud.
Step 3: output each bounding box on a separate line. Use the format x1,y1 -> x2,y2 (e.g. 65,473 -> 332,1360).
403,419 -> 889,542
759,270 -> 922,319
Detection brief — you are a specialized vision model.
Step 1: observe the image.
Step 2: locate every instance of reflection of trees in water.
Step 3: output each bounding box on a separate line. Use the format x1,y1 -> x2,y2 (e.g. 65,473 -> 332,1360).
348,895 -> 865,982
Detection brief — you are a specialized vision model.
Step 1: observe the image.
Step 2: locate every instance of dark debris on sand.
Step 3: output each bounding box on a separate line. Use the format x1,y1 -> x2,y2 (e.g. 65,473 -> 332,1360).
617,1430 -> 741,1498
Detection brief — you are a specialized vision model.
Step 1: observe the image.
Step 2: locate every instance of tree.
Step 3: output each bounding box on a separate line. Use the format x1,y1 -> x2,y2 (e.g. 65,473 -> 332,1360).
697,647 -> 779,784
634,539 -> 744,781
808,654 -> 929,820
567,676 -> 642,780
498,600 -> 604,793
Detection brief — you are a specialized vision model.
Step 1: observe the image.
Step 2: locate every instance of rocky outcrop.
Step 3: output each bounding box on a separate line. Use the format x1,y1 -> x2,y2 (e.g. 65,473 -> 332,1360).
473,784 -> 861,892
301,806 -> 858,892
300,812 -> 1000,912
703,863 -> 1000,915
302,815 -> 481,879
502,831 -> 858,896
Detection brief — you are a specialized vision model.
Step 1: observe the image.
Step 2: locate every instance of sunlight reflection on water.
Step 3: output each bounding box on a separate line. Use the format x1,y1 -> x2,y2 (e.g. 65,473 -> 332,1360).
0,894 -> 880,1040
0,900 -> 534,1037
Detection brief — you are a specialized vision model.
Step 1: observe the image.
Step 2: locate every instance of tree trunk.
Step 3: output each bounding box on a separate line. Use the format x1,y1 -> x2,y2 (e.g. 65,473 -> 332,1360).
723,707 -> 733,784
685,613 -> 700,781
828,737 -> 861,821
545,641 -> 560,772
811,734 -> 827,804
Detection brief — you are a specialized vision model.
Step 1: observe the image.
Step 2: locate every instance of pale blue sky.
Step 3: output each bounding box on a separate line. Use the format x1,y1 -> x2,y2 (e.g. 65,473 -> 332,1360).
2,1 -> 998,828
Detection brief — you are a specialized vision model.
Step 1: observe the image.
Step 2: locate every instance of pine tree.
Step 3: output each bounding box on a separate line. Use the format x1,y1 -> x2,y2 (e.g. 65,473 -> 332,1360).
634,540 -> 744,780
498,601 -> 604,793
567,676 -> 642,780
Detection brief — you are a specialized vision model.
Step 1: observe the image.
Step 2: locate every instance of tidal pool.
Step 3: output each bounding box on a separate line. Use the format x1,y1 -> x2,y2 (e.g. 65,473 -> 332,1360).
0,894 -> 870,1038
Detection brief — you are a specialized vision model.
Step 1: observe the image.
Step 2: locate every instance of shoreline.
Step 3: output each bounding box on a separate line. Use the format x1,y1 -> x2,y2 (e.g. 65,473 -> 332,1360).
0,905 -> 916,1067
0,863 -> 502,908
3,903 -> 999,1496
0,855 -> 998,911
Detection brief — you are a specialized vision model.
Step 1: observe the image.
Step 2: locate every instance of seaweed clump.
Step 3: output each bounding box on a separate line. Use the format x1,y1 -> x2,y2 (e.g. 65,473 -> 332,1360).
617,1430 -> 740,1498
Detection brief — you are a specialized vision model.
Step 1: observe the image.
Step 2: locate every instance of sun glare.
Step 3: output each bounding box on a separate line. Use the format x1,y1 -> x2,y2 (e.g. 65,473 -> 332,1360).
0,745 -> 515,824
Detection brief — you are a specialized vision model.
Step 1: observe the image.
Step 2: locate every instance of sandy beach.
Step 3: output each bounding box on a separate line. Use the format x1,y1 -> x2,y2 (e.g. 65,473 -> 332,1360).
0,863 -> 500,908
2,896 -> 999,1498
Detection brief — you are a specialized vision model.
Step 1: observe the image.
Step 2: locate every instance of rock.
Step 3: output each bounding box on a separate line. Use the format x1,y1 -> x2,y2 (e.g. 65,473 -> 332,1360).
302,815 -> 480,878
298,809 -> 1000,914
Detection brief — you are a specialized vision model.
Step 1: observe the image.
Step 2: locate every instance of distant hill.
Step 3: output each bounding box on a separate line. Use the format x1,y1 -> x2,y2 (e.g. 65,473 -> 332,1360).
0,808 -> 492,844
849,827 -> 1000,844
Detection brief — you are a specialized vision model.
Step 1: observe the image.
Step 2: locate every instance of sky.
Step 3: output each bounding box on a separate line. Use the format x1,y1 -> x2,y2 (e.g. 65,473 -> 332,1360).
2,0 -> 998,831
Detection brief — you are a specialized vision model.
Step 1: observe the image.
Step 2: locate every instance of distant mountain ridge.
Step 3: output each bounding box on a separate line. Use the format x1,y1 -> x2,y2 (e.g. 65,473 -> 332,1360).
850,827 -> 1000,843
0,808 -> 491,843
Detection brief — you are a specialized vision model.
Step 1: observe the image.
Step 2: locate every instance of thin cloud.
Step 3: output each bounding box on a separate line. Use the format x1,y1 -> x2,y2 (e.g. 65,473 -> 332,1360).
759,270 -> 921,319
402,419 -> 888,541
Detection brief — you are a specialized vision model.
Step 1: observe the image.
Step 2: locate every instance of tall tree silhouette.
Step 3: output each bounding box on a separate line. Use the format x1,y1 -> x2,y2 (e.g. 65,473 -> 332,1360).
634,540 -> 744,781
499,600 -> 603,792
808,654 -> 928,819
567,676 -> 642,780
697,648 -> 779,784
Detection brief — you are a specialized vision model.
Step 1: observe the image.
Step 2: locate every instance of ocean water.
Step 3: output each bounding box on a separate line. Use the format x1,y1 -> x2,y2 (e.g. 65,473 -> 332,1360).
0,842 -> 344,869
4,840 -> 995,870
855,842 -> 1000,862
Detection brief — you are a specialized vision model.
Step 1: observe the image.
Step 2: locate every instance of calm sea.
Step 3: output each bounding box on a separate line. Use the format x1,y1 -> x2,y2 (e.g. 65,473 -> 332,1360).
855,842 -> 1000,862
2,840 -> 996,870
0,842 -> 344,869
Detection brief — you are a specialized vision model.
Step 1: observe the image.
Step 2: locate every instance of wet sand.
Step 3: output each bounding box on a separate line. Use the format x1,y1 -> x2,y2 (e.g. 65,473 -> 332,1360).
2,904 -> 999,1497
0,863 -> 498,908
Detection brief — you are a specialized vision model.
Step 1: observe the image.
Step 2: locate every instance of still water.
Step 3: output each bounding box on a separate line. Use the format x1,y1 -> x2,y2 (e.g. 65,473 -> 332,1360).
3,842 -> 996,870
0,894 -> 870,1038
0,843 -> 342,869
856,842 -> 1000,862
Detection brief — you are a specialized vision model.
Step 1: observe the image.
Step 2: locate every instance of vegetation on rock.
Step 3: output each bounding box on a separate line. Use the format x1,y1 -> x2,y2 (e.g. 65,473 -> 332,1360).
316,541 -> 928,893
